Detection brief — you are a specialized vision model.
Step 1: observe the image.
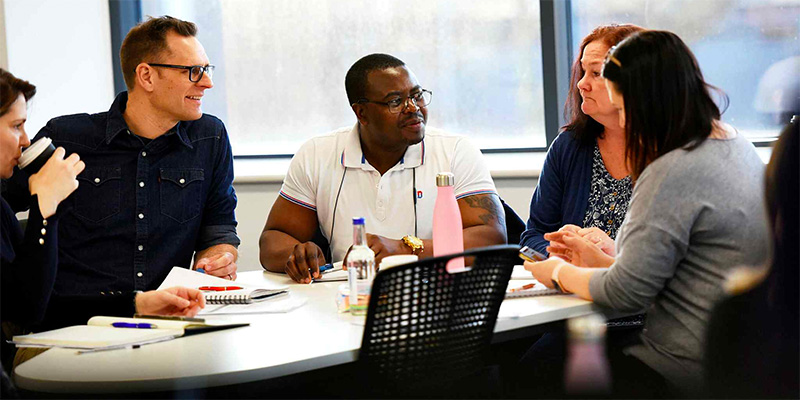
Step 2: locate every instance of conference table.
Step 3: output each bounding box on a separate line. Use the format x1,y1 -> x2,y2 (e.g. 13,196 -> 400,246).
14,268 -> 611,394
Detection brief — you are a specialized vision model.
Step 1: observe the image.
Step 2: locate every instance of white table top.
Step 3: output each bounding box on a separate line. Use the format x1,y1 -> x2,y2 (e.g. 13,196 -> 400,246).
15,269 -> 604,393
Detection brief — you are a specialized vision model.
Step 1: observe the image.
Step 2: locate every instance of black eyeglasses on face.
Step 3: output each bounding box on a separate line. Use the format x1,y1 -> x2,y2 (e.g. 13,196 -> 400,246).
147,63 -> 215,82
355,89 -> 433,114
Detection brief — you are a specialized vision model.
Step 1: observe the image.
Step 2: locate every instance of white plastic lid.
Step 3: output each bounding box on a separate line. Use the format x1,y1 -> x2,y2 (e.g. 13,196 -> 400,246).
18,137 -> 53,169
379,255 -> 418,270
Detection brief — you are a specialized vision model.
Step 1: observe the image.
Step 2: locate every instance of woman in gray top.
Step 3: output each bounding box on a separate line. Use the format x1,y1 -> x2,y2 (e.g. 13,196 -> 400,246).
525,31 -> 769,397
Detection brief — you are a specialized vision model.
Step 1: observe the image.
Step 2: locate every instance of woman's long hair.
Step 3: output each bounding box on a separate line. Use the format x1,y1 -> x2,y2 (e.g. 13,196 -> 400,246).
562,24 -> 644,145
602,30 -> 728,180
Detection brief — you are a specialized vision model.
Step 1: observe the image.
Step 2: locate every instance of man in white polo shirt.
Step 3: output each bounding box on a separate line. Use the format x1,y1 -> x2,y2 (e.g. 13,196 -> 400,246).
259,54 -> 506,283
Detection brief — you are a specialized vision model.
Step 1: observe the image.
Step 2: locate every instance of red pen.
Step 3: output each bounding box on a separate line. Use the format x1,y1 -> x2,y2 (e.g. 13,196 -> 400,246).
198,286 -> 243,291
509,283 -> 536,293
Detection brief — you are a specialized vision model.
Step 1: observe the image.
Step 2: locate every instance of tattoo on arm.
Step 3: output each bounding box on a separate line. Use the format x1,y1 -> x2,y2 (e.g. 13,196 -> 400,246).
463,195 -> 505,226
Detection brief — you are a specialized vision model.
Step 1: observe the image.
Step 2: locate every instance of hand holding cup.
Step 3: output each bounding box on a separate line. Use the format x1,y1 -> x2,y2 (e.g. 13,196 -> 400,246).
26,142 -> 85,218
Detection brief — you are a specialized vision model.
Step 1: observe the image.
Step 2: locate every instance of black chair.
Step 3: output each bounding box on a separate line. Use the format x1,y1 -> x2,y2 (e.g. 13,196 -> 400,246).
501,198 -> 526,245
357,245 -> 519,398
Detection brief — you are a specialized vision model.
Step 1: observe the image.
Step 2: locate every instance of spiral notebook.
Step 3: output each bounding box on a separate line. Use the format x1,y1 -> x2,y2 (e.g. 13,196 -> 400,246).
205,288 -> 287,305
158,267 -> 305,314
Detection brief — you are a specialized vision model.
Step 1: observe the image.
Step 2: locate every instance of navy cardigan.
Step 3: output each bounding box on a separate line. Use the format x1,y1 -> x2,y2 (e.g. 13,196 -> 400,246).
519,131 -> 594,254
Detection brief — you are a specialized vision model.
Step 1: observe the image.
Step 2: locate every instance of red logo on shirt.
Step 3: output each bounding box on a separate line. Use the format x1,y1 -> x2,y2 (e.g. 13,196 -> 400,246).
417,190 -> 423,199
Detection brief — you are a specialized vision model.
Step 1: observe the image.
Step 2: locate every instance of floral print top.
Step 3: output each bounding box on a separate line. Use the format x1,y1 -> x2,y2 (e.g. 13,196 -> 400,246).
581,144 -> 633,239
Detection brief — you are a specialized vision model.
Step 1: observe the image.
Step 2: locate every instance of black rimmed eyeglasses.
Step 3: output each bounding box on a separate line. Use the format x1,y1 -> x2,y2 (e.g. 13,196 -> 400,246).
355,89 -> 432,114
147,63 -> 215,82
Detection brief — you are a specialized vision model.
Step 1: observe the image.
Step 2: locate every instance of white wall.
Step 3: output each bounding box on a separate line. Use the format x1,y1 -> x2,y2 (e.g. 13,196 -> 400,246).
232,177 -> 537,272
3,0 -> 114,135
0,0 -> 7,70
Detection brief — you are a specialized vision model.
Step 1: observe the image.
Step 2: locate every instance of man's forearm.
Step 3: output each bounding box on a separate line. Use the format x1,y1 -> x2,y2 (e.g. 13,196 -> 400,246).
259,230 -> 301,272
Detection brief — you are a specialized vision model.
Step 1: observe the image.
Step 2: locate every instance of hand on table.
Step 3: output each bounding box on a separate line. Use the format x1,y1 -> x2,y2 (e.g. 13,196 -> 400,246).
523,258 -> 571,289
135,286 -> 206,317
342,234 -> 411,269
195,252 -> 237,281
367,233 -> 411,266
285,242 -> 326,284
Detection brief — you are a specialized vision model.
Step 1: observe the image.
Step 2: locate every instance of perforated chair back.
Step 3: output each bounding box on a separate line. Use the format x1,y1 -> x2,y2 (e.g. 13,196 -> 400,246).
358,245 -> 518,392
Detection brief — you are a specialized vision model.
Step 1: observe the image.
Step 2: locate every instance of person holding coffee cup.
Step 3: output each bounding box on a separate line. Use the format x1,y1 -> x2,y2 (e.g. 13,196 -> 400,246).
0,69 -> 206,393
3,16 -> 236,332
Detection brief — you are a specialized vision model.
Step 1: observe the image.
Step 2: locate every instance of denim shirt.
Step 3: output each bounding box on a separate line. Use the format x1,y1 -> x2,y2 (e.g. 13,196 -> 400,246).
15,92 -> 239,309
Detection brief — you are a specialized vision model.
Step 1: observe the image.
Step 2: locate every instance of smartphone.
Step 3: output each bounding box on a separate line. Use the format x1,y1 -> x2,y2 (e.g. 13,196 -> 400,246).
519,246 -> 547,263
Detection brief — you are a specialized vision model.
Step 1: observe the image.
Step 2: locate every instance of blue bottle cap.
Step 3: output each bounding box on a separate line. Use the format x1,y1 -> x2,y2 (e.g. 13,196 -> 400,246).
352,217 -> 365,225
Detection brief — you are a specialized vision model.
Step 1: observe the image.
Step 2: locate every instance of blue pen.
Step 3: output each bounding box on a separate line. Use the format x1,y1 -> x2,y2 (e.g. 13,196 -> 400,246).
195,268 -> 206,274
112,322 -> 158,329
308,263 -> 333,276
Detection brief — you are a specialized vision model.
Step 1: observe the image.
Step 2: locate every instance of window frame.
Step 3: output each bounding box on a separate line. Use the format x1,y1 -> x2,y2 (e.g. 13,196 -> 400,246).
107,0 -> 777,161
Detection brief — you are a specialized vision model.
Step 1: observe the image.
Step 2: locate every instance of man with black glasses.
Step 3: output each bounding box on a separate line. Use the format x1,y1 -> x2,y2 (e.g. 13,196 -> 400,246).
6,16 -> 239,330
259,53 -> 505,283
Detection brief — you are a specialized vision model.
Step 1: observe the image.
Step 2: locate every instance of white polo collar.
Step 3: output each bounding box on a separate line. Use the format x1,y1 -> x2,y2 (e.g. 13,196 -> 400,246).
340,123 -> 425,170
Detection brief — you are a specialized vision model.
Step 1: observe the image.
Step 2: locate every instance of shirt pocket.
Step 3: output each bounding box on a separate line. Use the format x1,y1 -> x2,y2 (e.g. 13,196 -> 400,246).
74,166 -> 122,222
160,168 -> 205,223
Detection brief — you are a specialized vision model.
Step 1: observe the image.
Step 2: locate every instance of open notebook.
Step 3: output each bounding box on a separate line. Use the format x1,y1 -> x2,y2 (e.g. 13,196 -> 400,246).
158,267 -> 306,315
505,279 -> 562,298
11,316 -> 247,352
313,261 -> 346,282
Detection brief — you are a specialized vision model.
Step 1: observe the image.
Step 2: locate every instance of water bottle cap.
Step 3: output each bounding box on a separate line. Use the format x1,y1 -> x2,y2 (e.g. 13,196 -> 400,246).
352,217 -> 365,225
436,172 -> 455,187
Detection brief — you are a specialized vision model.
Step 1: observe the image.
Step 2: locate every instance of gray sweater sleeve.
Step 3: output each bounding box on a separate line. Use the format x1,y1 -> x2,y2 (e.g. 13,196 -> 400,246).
589,157 -> 695,312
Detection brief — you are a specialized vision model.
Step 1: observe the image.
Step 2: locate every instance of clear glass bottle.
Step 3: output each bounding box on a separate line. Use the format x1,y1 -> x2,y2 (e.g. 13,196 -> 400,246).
347,217 -> 375,315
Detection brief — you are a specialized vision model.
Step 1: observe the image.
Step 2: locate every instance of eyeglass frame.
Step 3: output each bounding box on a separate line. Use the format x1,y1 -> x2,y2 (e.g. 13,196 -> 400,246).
353,89 -> 432,114
604,45 -> 623,68
146,63 -> 215,83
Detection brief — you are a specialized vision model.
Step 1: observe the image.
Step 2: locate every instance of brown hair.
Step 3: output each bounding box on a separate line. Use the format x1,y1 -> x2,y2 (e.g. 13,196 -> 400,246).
120,15 -> 197,90
602,31 -> 726,181
562,24 -> 644,145
0,68 -> 36,117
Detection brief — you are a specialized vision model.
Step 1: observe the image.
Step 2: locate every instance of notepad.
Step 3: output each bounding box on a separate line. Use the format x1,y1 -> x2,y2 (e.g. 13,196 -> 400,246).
313,261 -> 347,282
11,316 -> 248,351
505,279 -> 562,298
158,267 -> 306,314
204,289 -> 288,304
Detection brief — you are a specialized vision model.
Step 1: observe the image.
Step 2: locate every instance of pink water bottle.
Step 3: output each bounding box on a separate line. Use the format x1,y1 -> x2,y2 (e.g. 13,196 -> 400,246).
433,172 -> 465,272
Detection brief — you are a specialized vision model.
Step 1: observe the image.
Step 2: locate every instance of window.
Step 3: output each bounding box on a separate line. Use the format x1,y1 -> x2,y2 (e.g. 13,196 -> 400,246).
571,0 -> 800,140
141,0 -> 547,156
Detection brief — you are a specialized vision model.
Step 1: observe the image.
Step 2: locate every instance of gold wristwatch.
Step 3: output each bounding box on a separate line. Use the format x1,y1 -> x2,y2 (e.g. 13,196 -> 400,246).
402,235 -> 424,255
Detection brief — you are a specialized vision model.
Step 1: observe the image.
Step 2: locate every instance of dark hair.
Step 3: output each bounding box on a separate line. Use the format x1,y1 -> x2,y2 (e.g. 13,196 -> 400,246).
120,15 -> 197,90
345,53 -> 405,105
0,68 -> 36,117
764,116 -> 799,318
562,24 -> 644,145
602,30 -> 728,180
